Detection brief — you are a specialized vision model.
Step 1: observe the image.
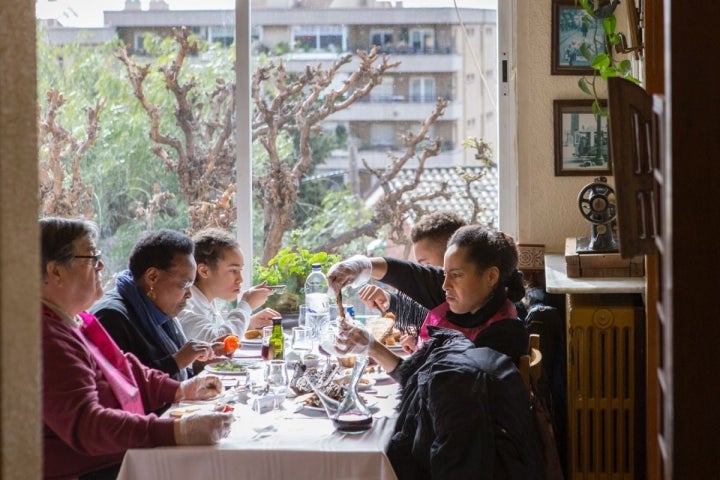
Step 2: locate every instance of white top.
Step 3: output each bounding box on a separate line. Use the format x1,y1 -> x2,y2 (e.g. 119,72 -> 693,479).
177,285 -> 253,342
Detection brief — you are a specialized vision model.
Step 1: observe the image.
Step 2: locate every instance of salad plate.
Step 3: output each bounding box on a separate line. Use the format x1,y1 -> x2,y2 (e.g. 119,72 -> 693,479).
205,360 -> 252,375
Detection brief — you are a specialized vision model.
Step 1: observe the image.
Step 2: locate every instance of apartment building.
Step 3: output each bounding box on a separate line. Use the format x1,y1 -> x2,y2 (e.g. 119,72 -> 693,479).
99,0 -> 498,170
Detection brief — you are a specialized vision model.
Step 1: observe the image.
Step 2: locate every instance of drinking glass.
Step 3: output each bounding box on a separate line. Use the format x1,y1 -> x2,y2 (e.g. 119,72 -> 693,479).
298,304 -> 307,328
291,326 -> 312,359
260,325 -> 273,361
264,360 -> 289,409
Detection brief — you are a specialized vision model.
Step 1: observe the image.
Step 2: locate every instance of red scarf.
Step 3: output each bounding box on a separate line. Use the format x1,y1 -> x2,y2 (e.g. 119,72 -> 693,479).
417,299 -> 517,349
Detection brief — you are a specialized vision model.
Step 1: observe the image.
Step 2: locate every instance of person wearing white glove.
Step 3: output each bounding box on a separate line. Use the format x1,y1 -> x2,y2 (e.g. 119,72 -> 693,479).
174,412 -> 234,445
175,374 -> 224,401
335,317 -> 401,373
326,254 -> 377,292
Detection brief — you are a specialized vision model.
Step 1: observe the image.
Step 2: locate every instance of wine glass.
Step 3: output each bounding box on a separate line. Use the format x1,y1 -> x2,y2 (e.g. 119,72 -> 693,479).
264,360 -> 289,409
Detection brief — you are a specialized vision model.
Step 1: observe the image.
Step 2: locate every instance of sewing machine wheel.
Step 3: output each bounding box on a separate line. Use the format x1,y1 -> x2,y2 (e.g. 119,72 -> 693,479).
578,181 -> 617,224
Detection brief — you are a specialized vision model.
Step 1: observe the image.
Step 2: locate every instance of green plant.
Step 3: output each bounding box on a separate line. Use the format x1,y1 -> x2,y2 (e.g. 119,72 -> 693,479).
253,247 -> 341,312
576,0 -> 641,117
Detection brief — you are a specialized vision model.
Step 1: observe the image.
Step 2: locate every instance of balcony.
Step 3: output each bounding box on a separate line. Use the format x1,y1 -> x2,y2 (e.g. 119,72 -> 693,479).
329,98 -> 462,122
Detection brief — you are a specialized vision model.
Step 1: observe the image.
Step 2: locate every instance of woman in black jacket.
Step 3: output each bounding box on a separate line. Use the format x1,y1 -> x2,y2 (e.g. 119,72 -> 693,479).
330,225 -> 543,479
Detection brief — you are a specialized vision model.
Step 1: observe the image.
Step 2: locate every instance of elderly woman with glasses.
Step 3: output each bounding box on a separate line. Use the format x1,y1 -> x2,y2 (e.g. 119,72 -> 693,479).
41,217 -> 231,480
92,229 -> 218,381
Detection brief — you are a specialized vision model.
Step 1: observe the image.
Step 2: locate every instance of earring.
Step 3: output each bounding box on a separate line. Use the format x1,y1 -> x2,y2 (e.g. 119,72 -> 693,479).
147,286 -> 156,301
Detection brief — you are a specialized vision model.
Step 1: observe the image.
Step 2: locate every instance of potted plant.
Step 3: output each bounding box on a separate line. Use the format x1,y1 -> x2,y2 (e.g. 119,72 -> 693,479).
575,0 -> 642,116
253,247 -> 341,314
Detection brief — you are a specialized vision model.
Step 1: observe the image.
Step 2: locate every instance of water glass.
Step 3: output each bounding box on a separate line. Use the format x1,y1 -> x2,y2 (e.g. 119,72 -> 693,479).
264,360 -> 289,408
291,326 -> 312,357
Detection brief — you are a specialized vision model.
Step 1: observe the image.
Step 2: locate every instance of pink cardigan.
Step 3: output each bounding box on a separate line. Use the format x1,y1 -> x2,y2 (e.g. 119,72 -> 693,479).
42,305 -> 180,479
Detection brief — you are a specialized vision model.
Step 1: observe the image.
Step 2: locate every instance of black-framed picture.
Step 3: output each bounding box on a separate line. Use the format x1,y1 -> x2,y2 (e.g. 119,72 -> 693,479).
553,99 -> 611,176
551,0 -> 606,75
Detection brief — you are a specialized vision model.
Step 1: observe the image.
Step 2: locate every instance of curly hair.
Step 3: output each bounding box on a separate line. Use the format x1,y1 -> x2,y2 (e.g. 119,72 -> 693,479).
410,211 -> 468,246
448,225 -> 525,302
191,228 -> 240,272
128,229 -> 194,278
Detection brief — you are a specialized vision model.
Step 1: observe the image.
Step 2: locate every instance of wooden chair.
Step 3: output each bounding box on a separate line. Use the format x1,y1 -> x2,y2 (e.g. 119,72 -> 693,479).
520,333 -> 543,392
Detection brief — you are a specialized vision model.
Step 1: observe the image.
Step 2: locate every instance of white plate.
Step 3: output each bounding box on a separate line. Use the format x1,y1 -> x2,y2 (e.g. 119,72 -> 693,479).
333,375 -> 376,391
241,337 -> 263,345
204,360 -> 252,375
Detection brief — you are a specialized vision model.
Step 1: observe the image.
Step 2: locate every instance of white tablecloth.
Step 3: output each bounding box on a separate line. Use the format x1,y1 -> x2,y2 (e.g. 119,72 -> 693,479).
118,349 -> 400,480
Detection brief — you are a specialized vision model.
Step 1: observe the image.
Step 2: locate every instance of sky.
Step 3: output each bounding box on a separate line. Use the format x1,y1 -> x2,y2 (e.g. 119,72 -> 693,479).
36,0 -> 494,28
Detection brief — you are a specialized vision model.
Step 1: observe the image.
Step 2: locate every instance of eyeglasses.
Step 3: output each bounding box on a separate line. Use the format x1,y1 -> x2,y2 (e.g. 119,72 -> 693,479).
74,251 -> 103,268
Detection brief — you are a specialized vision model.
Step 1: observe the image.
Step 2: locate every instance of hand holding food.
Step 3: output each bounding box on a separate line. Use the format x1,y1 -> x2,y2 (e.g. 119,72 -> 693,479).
327,255 -> 372,292
174,412 -> 233,445
357,284 -> 391,313
223,335 -> 240,355
174,340 -> 216,368
176,375 -> 223,401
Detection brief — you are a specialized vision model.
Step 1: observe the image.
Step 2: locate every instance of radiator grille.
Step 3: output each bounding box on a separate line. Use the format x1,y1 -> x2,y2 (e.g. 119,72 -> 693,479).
568,295 -> 639,480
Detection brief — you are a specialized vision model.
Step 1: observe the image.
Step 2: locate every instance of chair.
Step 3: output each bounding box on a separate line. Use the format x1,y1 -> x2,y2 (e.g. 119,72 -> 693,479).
520,333 -> 542,392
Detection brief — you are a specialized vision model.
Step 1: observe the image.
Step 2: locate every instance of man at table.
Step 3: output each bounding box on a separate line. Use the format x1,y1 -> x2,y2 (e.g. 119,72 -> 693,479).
41,217 -> 232,479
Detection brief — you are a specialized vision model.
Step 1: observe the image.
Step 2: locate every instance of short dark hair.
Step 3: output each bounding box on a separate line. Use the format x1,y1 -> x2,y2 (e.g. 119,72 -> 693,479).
192,228 -> 239,271
128,229 -> 194,278
410,211 -> 468,246
40,217 -> 99,277
448,225 -> 525,302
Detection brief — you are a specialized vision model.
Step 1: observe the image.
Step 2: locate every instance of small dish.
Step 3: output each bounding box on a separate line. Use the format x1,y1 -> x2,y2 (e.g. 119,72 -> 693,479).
333,375 -> 376,391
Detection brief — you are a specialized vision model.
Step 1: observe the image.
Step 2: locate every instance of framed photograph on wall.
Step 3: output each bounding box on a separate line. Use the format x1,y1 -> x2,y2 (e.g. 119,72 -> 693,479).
551,0 -> 606,75
554,99 -> 611,176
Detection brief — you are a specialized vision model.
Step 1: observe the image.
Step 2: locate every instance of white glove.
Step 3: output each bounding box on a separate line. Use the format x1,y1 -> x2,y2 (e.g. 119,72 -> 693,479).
174,412 -> 233,445
335,318 -> 372,356
327,255 -> 372,292
177,375 -> 223,401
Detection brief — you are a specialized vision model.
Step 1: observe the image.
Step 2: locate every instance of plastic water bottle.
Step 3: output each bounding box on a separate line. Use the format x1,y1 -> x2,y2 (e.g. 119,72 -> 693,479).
304,264 -> 330,313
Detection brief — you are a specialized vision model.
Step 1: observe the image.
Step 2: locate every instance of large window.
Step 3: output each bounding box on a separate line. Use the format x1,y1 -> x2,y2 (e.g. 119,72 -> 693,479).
35,1 -> 506,278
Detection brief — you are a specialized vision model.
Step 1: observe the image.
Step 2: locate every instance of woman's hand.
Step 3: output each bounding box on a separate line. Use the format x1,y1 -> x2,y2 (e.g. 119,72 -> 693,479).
249,308 -> 279,330
174,340 -> 215,369
241,282 -> 273,310
327,255 -> 373,293
399,334 -> 417,354
174,412 -> 233,445
357,284 -> 391,313
175,375 -> 223,401
335,317 -> 373,356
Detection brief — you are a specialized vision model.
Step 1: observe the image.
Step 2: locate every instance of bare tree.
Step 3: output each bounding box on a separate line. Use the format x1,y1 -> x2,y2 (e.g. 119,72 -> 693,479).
251,47 -> 400,263
119,30 -> 473,263
118,27 -> 236,232
38,89 -> 103,218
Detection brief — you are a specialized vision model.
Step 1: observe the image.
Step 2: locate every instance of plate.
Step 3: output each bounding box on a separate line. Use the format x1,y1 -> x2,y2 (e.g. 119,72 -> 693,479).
204,360 -> 252,375
295,393 -> 376,413
333,375 -> 376,391
241,337 -> 263,346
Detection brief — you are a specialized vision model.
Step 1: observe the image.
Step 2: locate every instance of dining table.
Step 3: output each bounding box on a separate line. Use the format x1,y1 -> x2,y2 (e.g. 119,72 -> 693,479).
117,334 -> 407,480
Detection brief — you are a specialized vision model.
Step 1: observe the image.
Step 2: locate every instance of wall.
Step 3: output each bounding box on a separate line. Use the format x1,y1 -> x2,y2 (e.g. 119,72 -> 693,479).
515,0 -> 615,253
0,1 -> 42,478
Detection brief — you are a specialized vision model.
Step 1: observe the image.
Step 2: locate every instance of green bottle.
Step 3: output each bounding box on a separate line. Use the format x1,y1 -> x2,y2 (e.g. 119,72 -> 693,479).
269,316 -> 284,360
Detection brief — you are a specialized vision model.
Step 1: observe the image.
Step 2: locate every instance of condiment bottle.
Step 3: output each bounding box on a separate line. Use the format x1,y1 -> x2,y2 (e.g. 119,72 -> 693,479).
269,316 -> 284,360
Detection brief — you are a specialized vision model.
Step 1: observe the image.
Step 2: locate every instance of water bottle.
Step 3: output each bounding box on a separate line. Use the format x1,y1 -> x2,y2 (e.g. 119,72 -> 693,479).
305,264 -> 330,343
304,264 -> 330,313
